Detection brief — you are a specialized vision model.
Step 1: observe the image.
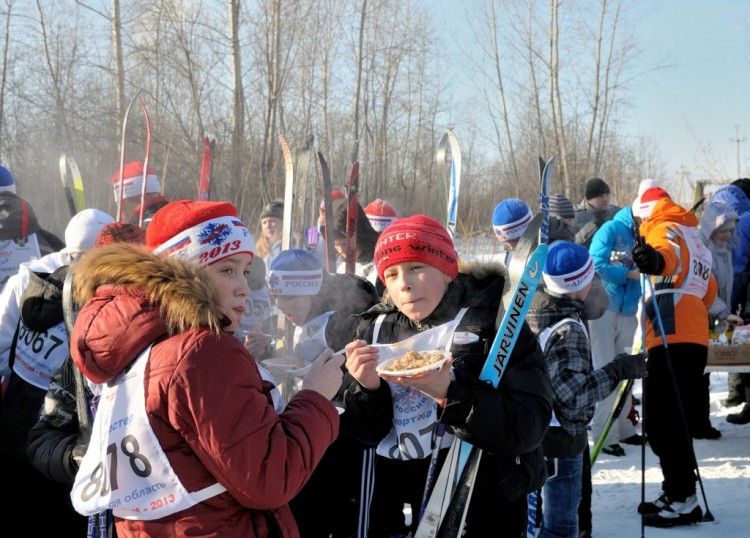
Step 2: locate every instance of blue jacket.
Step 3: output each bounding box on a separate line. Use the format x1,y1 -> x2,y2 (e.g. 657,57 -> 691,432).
589,206 -> 641,316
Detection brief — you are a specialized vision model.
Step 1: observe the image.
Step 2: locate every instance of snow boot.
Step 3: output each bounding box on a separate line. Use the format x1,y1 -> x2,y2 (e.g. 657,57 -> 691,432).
727,403 -> 750,424
601,444 -> 625,456
638,491 -> 669,515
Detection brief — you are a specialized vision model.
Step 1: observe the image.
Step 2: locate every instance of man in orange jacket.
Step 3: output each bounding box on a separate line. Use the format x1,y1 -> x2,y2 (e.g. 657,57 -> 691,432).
631,187 -> 717,528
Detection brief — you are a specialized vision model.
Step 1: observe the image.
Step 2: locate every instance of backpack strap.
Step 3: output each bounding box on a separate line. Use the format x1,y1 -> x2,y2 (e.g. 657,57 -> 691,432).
62,266 -> 92,435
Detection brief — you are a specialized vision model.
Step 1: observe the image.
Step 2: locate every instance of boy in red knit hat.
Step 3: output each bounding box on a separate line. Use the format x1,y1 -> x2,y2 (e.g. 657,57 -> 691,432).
341,214 -> 553,537
111,160 -> 170,227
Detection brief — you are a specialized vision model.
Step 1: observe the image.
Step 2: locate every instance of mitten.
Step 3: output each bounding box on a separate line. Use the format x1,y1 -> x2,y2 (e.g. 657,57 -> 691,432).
603,352 -> 647,381
632,240 -> 665,274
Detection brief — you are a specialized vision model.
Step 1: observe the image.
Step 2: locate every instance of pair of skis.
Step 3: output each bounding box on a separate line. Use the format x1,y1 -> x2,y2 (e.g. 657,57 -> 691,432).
59,153 -> 86,217
437,129 -> 461,240
279,135 -> 316,252
116,90 -> 152,227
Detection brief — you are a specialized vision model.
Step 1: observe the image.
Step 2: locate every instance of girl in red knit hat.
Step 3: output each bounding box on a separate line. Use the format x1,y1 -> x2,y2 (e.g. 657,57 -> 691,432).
340,214 -> 553,537
67,200 -> 345,537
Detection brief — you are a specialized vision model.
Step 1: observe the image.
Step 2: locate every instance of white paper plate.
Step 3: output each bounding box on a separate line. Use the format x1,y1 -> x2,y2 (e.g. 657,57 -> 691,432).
376,350 -> 450,377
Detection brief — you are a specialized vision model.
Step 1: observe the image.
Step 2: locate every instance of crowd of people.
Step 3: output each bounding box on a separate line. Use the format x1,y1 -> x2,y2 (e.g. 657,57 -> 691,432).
0,159 -> 746,538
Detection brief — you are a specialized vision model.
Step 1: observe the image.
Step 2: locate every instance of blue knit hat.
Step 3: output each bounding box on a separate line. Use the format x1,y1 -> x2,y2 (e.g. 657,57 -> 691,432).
267,248 -> 323,296
0,165 -> 16,194
492,198 -> 532,241
543,241 -> 595,295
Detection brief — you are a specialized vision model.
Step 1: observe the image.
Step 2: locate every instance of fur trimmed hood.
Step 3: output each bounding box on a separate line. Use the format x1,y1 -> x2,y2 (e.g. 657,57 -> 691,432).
73,242 -> 223,334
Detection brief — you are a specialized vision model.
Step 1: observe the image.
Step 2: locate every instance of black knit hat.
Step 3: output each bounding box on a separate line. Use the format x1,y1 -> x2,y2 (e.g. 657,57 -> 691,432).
260,200 -> 284,220
731,178 -> 750,200
549,194 -> 575,219
585,177 -> 610,200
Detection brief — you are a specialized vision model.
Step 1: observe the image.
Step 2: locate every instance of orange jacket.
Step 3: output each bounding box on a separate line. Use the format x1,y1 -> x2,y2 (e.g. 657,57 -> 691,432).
638,198 -> 717,350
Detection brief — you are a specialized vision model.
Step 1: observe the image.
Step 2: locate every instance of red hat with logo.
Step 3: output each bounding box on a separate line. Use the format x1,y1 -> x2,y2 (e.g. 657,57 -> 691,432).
112,161 -> 160,202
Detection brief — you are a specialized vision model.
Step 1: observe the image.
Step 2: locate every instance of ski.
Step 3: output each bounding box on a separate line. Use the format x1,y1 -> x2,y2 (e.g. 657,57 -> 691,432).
293,135 -> 315,251
198,136 -> 215,201
279,135 -> 294,252
345,162 -> 360,275
591,378 -> 635,465
117,91 -> 142,222
316,151 -> 336,272
416,243 -> 548,537
59,152 -> 85,217
538,157 -> 554,245
437,129 -> 462,240
137,95 -> 152,228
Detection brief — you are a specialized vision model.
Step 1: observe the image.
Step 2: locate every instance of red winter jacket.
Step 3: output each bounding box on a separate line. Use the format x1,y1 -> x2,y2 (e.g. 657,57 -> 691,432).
70,244 -> 339,537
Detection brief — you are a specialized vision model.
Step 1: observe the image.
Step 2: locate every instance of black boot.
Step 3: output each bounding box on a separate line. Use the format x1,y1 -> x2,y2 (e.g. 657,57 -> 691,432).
724,373 -> 746,407
727,403 -> 750,425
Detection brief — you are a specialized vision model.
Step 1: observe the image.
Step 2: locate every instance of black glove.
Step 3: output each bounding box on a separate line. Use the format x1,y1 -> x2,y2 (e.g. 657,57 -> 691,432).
603,352 -> 647,380
632,241 -> 665,274
593,210 -> 607,227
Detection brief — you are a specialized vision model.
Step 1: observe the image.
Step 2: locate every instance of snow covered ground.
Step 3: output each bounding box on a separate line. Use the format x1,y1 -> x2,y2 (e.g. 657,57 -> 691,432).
590,372 -> 750,537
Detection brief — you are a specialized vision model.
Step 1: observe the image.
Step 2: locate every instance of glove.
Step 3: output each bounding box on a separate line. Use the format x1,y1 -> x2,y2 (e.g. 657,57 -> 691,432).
593,209 -> 607,227
604,352 -> 647,380
631,241 -> 665,274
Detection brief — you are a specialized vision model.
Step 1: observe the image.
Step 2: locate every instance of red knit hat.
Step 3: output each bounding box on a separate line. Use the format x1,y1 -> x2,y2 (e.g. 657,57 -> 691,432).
94,222 -> 147,248
633,187 -> 671,220
147,200 -> 255,266
374,214 -> 458,282
112,161 -> 160,202
365,199 -> 398,232
320,190 -> 346,209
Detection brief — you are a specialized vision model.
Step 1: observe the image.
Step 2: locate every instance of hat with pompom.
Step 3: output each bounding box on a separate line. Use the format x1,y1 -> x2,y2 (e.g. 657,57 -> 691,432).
543,241 -> 595,295
492,198 -> 533,241
0,165 -> 16,194
374,214 -> 458,282
112,161 -> 160,202
364,199 -> 398,232
267,248 -> 323,296
632,187 -> 671,220
148,200 -> 255,266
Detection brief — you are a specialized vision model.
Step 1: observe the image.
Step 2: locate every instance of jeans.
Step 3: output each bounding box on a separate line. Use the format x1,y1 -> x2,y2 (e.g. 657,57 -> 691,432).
538,453 -> 583,538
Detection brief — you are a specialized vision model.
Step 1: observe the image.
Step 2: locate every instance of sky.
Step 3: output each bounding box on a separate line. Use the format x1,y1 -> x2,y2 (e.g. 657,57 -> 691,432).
589,372 -> 749,537
628,0 -> 750,184
434,0 -> 750,194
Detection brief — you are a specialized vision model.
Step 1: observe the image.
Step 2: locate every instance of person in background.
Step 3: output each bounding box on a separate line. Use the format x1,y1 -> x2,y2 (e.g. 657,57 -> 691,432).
256,200 -> 284,272
698,201 -> 748,426
26,221 -> 147,538
706,178 -> 750,409
573,177 -> 620,248
0,208 -> 115,535
308,189 -> 347,265
260,248 -> 378,537
588,205 -> 645,456
526,241 -> 646,538
492,197 -> 533,266
342,215 -> 553,537
0,189 -> 65,288
364,198 -> 398,233
321,197 -> 381,288
67,200 -> 344,537
111,160 -> 170,227
631,187 -> 717,527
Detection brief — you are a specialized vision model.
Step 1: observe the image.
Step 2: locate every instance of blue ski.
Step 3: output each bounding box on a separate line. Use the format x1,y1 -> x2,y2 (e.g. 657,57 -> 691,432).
415,243 -> 548,537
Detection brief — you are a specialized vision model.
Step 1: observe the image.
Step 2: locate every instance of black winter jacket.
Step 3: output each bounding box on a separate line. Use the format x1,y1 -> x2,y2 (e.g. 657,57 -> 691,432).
342,263 -> 553,503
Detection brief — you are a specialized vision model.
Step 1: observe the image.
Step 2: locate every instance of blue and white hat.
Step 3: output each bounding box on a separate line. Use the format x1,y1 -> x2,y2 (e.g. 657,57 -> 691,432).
267,248 -> 323,296
543,241 -> 595,295
0,165 -> 16,194
492,198 -> 532,242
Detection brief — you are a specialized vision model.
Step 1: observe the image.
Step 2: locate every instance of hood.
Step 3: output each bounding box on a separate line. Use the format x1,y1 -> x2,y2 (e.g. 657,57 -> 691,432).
710,185 -> 750,215
71,243 -> 223,383
641,198 -> 698,231
699,201 -> 739,242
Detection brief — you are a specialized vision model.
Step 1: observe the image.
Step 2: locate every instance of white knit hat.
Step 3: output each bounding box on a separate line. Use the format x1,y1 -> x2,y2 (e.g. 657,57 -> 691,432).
65,209 -> 116,253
